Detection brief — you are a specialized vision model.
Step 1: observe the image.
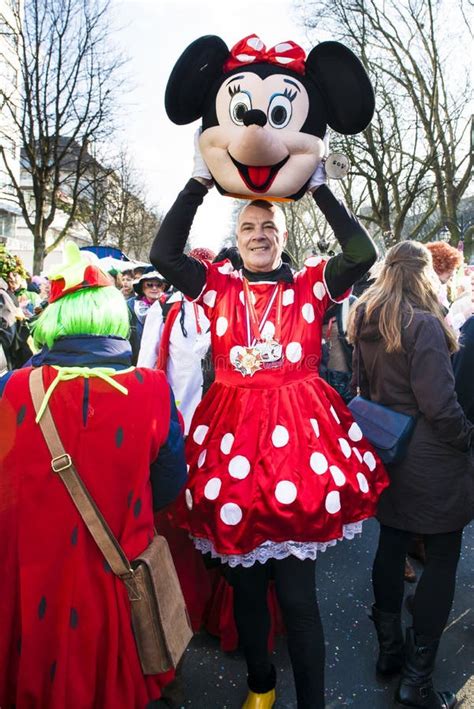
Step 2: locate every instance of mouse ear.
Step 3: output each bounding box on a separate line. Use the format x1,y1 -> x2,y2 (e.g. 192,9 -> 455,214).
305,41 -> 375,135
165,35 -> 229,125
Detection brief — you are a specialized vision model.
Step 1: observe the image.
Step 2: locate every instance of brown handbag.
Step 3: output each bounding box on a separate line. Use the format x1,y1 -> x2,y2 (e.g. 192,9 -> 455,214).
29,367 -> 193,674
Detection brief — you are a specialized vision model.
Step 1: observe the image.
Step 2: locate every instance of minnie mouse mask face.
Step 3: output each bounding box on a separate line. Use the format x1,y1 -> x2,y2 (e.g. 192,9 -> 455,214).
165,34 -> 375,201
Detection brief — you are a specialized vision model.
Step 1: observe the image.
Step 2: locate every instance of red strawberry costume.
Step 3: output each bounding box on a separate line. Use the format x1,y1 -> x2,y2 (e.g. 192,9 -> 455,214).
0,244 -> 187,709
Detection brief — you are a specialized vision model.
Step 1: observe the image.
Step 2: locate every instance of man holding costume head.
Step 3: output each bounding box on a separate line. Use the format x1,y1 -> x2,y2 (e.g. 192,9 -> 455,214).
0,242 -> 187,709
153,32 -> 390,709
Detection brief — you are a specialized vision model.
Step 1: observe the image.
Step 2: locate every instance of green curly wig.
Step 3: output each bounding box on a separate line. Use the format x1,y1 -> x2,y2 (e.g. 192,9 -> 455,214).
32,285 -> 130,349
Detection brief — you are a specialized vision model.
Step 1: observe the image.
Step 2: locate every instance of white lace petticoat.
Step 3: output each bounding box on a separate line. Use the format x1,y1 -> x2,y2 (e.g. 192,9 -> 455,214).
192,521 -> 364,568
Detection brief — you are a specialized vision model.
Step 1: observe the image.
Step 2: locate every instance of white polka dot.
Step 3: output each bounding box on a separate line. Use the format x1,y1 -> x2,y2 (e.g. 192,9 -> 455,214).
261,320 -> 275,339
239,290 -> 256,305
228,455 -> 251,479
348,422 -> 363,442
357,472 -> 369,493
275,480 -> 297,504
286,342 -> 302,363
218,262 -> 234,275
282,289 -> 294,306
248,36 -> 264,50
302,303 -> 315,323
325,490 -> 341,514
310,451 -> 328,475
193,424 -> 209,445
203,289 -> 217,307
216,316 -> 228,336
220,502 -> 243,525
220,433 -> 234,455
313,281 -> 326,300
352,447 -> 363,463
185,489 -> 193,510
330,465 -> 346,487
339,438 -> 351,458
197,449 -> 207,468
272,425 -> 289,448
204,477 -> 222,500
310,418 -> 320,438
274,42 -> 293,53
330,406 -> 341,424
305,255 -> 323,267
363,451 -> 377,471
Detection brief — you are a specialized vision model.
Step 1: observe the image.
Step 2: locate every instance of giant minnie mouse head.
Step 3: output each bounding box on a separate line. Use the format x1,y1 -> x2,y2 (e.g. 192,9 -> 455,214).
165,34 -> 375,201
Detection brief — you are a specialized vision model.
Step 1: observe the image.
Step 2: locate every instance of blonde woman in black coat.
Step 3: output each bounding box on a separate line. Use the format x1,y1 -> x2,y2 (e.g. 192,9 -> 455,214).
347,241 -> 473,709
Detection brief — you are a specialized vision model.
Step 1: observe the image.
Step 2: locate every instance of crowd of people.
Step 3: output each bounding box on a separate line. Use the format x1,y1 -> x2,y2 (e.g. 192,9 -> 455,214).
0,163 -> 473,709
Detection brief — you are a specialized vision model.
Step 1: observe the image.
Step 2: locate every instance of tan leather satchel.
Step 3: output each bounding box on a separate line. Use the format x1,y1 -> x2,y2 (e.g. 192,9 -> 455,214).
29,367 -> 193,675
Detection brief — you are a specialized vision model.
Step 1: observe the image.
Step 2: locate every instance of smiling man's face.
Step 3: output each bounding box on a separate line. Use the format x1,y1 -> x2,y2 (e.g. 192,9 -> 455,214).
236,202 -> 288,273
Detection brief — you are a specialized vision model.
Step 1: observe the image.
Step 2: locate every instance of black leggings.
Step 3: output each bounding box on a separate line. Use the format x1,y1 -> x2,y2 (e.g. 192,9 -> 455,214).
224,556 -> 325,709
372,525 -> 463,641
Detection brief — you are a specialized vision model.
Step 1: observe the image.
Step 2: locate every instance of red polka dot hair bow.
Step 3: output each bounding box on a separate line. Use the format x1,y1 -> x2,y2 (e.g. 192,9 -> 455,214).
223,34 -> 306,75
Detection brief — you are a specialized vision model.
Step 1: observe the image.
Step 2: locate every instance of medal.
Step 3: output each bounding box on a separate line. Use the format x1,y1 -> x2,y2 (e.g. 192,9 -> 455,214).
230,346 -> 263,377
231,279 -> 285,376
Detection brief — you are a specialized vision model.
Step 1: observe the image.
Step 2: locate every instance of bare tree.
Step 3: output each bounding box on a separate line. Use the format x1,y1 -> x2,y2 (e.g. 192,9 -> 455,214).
298,0 -> 473,246
0,0 -> 125,272
99,150 -> 162,261
124,203 -> 162,262
282,194 -> 335,267
74,153 -> 116,247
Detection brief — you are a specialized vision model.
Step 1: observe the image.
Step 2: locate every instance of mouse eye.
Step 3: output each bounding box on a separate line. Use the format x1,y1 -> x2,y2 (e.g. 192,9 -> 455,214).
229,91 -> 252,125
267,94 -> 293,129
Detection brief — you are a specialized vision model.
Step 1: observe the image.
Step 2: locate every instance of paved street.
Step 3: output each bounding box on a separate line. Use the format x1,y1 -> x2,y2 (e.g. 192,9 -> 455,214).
177,518 -> 474,708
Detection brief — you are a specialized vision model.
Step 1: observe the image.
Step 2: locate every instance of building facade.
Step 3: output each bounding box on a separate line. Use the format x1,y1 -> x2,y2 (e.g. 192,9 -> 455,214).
0,0 -> 22,246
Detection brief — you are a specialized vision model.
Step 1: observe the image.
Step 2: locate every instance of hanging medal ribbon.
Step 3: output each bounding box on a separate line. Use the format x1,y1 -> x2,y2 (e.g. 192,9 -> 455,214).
193,302 -> 202,334
230,280 -> 285,377
242,279 -> 283,346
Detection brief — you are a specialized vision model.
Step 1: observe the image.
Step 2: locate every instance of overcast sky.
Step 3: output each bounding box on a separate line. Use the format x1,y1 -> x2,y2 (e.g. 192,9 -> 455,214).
112,0 -> 315,253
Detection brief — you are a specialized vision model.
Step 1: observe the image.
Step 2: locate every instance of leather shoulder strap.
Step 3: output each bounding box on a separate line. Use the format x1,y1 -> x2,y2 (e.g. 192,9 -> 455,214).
29,367 -> 133,579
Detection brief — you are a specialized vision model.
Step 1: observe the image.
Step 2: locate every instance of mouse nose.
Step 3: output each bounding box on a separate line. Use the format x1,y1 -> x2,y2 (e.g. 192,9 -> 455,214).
243,109 -> 267,127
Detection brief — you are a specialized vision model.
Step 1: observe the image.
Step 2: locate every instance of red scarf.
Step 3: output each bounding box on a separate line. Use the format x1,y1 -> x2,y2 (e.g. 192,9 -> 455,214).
155,301 -> 181,370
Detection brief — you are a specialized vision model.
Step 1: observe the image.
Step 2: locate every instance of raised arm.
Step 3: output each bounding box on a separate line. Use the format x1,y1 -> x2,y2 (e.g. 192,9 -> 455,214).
150,179 -> 209,299
311,183 -> 377,299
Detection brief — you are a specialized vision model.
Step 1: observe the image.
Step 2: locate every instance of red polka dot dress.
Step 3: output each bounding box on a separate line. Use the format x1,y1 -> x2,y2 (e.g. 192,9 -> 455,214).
180,257 -> 390,566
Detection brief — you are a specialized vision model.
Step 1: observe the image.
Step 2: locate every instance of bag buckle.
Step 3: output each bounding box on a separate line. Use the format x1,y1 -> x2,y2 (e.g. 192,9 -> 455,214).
123,569 -> 142,601
51,453 -> 73,472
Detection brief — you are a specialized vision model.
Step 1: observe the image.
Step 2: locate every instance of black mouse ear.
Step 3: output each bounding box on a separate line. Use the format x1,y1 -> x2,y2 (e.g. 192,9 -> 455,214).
165,35 -> 229,125
305,41 -> 375,135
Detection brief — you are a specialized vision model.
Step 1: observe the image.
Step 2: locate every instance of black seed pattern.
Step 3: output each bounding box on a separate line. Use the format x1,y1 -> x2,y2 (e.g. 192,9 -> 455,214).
71,526 -> 78,546
17,405 -> 26,425
38,596 -> 47,619
115,427 -> 124,448
134,370 -> 144,383
127,491 -> 133,508
103,560 -> 111,574
70,607 -> 78,629
50,661 -> 57,681
133,498 -> 142,518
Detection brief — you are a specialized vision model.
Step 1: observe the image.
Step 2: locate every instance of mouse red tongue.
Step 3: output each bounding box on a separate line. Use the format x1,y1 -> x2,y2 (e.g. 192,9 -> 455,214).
247,166 -> 271,187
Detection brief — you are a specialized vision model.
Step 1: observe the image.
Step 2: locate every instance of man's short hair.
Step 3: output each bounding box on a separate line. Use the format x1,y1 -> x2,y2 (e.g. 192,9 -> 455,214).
237,200 -> 287,233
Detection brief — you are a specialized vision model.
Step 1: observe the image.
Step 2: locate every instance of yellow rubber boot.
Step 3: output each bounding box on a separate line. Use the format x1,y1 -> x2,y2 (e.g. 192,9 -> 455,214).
241,688 -> 276,709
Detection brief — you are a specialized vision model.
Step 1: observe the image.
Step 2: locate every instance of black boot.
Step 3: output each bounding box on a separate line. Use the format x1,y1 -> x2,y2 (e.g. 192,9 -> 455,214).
396,628 -> 457,708
370,605 -> 404,677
